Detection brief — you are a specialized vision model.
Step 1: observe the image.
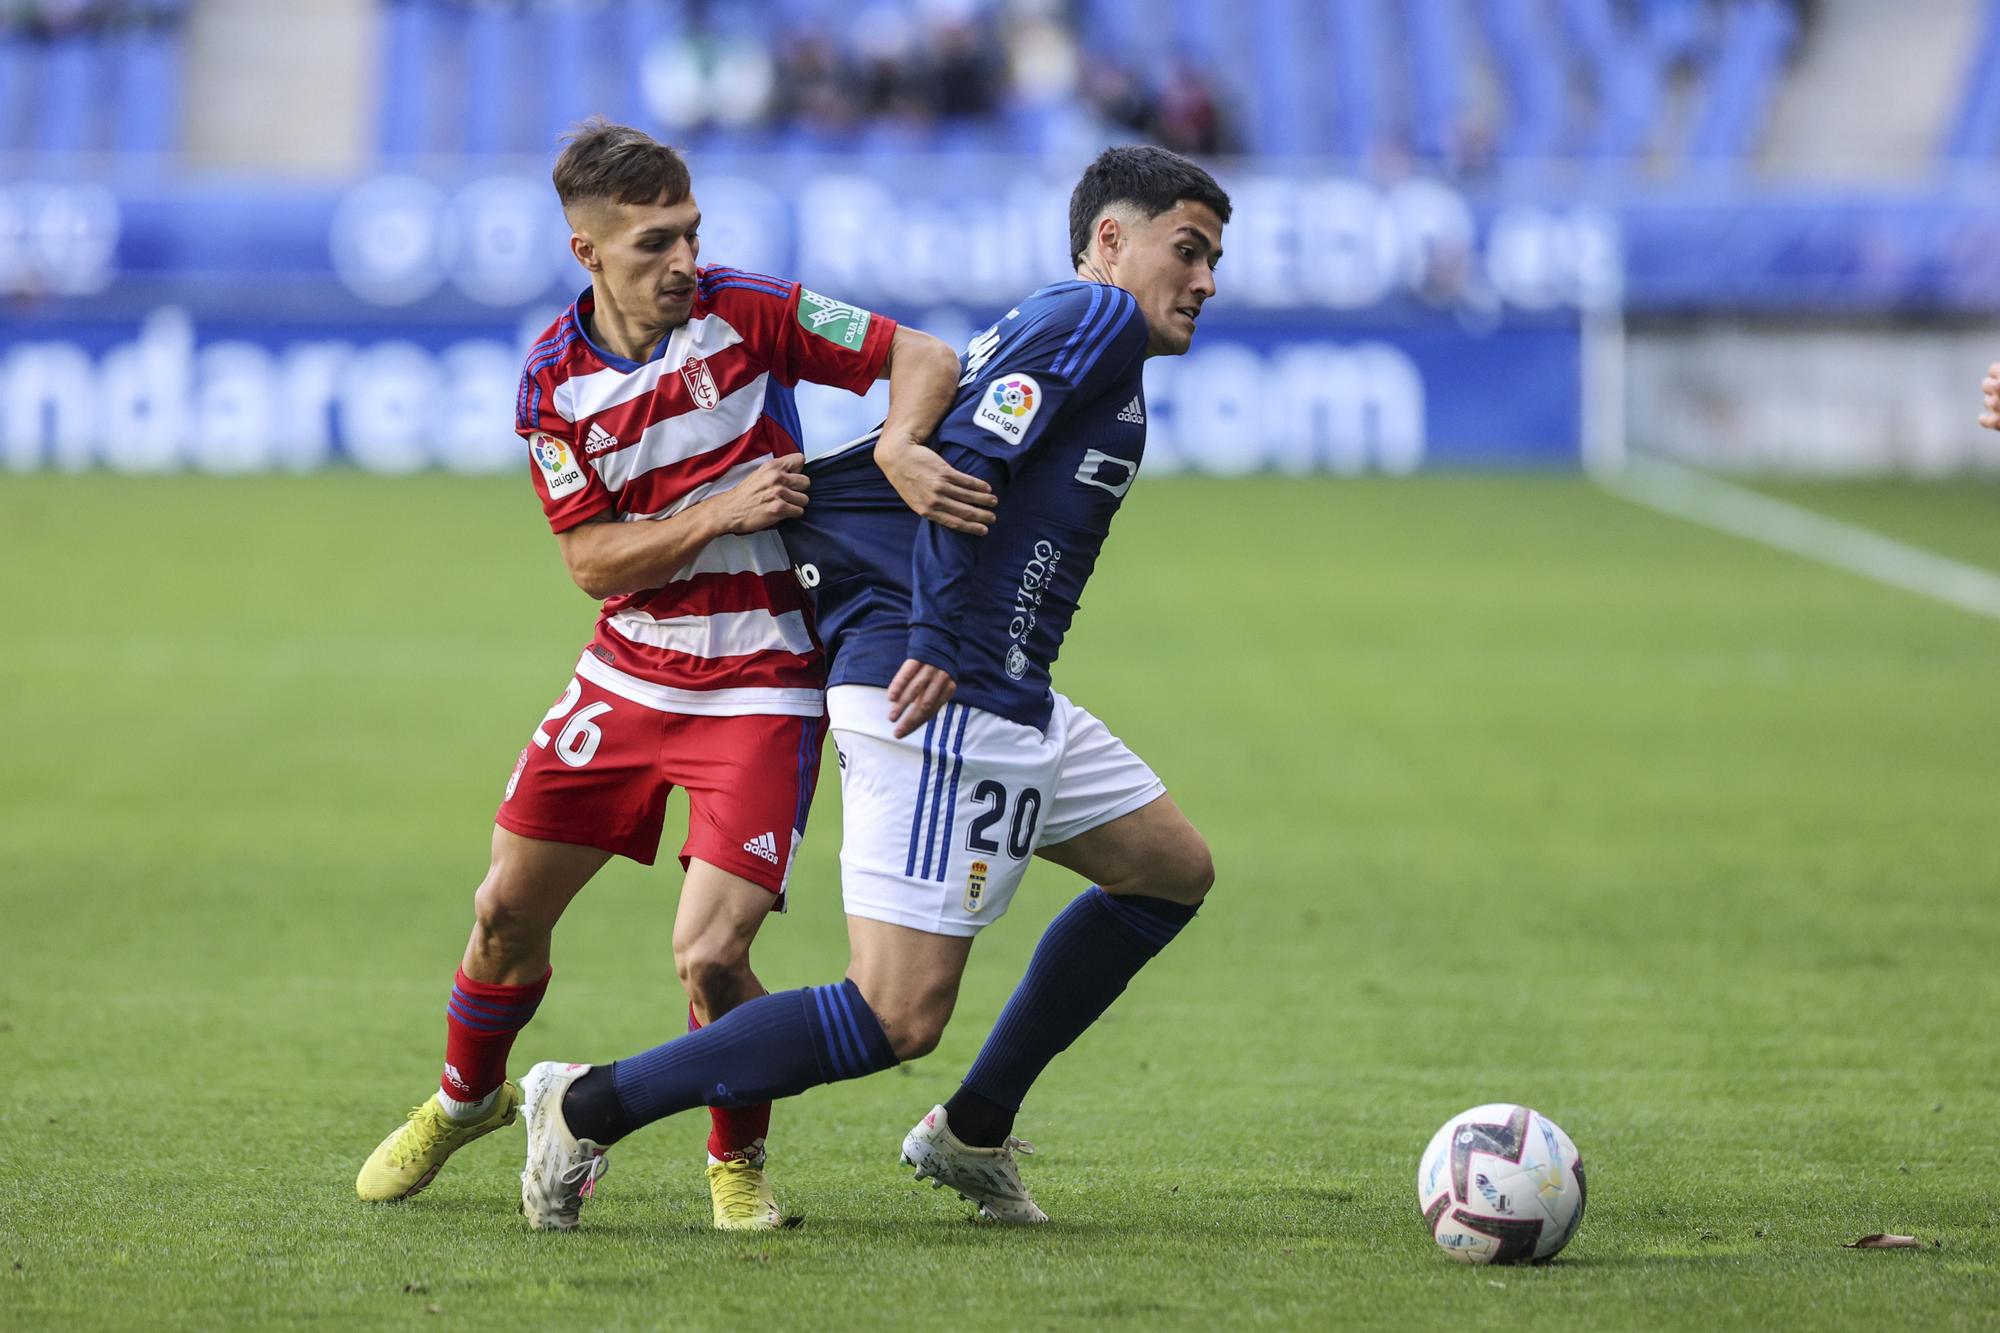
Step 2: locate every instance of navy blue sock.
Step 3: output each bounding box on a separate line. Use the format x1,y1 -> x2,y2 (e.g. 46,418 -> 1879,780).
567,979 -> 896,1143
951,887 -> 1197,1145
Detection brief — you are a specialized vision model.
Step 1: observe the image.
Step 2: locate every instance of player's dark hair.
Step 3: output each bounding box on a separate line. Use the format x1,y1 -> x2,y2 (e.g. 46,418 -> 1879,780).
552,118 -> 692,213
1068,145 -> 1232,266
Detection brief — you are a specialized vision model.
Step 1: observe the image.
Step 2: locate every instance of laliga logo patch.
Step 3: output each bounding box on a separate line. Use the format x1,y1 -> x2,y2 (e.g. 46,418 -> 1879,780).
973,373 -> 1041,446
681,353 -> 719,411
532,432 -> 587,498
965,860 -> 990,913
990,378 -> 1034,416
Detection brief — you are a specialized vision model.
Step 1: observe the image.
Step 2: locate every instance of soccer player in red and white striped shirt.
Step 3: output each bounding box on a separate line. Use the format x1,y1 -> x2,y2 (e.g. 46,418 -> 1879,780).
356,121 -> 988,1228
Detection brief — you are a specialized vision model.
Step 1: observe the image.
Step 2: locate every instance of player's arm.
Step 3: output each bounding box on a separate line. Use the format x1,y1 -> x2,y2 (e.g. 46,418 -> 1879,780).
885,446 -> 1006,734
1981,361 -> 2000,431
519,359 -> 803,599
553,456 -> 808,599
762,281 -> 994,533
874,326 -> 998,535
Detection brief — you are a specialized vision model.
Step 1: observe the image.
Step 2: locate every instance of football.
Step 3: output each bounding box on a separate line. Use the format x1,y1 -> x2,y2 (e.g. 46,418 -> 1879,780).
1417,1104 -> 1587,1264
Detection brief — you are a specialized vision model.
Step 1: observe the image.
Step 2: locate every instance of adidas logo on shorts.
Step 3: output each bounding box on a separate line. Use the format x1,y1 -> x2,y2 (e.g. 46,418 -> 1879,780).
1116,395 -> 1145,425
582,422 -> 621,457
742,831 -> 780,865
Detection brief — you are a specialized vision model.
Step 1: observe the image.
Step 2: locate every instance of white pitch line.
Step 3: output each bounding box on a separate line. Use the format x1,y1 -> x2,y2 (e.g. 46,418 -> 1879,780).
1596,454 -> 2000,623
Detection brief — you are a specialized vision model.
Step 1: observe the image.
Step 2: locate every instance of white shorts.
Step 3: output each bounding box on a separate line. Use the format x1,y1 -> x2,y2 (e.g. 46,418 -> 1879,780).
828,685 -> 1167,937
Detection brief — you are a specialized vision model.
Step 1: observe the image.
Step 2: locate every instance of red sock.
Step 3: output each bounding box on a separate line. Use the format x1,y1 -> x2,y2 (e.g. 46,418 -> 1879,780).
441,967 -> 550,1103
690,1003 -> 771,1162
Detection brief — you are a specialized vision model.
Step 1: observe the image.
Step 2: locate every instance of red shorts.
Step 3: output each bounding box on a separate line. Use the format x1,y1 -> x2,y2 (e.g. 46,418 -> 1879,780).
494,668 -> 824,897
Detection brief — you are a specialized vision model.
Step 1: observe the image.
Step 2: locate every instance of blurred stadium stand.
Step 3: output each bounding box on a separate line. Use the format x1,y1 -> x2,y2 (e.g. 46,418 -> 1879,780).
0,0 -> 1838,174
5,0 -> 1985,181
360,0 -> 1810,173
5,0 -> 2000,478
0,0 -> 186,164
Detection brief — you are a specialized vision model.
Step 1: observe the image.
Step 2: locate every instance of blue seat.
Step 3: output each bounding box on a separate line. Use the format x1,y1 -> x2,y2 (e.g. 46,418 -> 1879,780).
34,31 -> 104,159
376,0 -> 437,160
111,22 -> 183,159
1402,0 -> 1465,164
1481,0 -> 1567,164
1687,0 -> 1798,167
1941,0 -> 2000,161
1332,0 -> 1388,163
0,29 -> 32,156
463,3 -> 525,157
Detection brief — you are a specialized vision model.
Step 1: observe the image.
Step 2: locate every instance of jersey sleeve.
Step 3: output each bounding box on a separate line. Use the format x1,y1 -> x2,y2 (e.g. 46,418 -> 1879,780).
516,360 -> 612,533
932,285 -> 1148,481
708,272 -> 897,394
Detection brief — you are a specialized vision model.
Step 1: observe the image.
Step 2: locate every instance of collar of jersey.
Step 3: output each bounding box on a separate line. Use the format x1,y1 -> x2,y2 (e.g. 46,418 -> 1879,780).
570,286 -> 678,374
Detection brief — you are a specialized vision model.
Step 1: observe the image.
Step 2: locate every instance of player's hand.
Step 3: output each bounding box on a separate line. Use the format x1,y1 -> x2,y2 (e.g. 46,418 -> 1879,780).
711,454 -> 810,533
886,658 -> 956,738
876,439 -> 997,536
1981,361 -> 2000,431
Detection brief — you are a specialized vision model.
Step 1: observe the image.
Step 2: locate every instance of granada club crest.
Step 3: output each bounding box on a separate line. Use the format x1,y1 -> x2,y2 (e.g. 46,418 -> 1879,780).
681,354 -> 719,411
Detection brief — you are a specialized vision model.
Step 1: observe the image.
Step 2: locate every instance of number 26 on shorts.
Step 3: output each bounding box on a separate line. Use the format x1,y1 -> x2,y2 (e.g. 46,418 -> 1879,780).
532,679 -> 611,769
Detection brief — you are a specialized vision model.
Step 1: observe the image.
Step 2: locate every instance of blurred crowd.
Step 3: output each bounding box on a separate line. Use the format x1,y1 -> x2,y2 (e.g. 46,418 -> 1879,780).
0,0 -> 185,34
630,0 -> 1237,154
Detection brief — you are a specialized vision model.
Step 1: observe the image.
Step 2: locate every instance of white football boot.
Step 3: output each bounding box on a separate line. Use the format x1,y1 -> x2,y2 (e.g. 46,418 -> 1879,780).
900,1104 -> 1048,1224
519,1061 -> 611,1231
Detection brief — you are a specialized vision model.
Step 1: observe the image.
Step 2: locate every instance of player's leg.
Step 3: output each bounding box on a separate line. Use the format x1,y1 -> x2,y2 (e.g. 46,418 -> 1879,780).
672,859 -> 783,1227
903,786 -> 1208,1222
665,709 -> 824,1227
931,700 -> 1211,1153
519,925 -> 969,1231
358,665 -> 672,1203
356,828 -> 609,1202
519,686 -> 1008,1230
533,921 -> 969,1158
844,915 -> 976,1059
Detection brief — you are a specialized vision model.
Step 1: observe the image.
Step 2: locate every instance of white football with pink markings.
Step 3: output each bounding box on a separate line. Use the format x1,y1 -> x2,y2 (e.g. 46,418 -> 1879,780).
1417,1103 -> 1587,1264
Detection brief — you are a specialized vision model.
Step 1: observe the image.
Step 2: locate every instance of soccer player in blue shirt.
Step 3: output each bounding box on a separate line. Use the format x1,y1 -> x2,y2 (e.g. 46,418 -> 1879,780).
518,146 -> 1231,1227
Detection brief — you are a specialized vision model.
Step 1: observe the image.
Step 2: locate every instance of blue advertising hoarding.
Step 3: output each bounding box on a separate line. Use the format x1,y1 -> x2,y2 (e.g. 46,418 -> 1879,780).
0,303 -> 1582,475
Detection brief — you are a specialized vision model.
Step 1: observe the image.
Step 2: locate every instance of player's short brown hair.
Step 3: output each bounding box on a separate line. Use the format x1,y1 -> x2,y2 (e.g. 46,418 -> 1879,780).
551,118 -> 691,214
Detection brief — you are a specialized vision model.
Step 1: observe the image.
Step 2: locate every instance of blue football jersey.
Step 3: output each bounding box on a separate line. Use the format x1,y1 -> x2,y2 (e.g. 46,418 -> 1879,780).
783,280 -> 1150,731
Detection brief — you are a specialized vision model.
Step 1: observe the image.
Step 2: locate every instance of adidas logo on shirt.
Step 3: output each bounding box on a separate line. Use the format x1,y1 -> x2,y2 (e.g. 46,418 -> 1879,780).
1116,396 -> 1145,425
743,831 -> 780,865
582,422 -> 621,457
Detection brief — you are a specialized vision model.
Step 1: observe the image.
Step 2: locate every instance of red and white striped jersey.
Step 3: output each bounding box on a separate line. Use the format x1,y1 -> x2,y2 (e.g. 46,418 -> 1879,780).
516,267 -> 896,716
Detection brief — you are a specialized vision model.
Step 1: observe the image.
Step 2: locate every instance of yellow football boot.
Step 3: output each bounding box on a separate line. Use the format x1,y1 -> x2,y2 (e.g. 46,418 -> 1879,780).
706,1157 -> 785,1231
356,1082 -> 522,1203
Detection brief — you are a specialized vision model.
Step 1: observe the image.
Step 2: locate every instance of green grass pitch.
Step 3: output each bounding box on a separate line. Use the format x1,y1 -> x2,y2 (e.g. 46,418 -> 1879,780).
3,472 -> 1997,1330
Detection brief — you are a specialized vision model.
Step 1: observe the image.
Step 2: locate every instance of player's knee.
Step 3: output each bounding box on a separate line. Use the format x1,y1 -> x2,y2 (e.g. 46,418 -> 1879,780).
850,983 -> 951,1062
471,875 -> 544,946
1144,829 -> 1214,905
674,937 -> 754,1014
1181,833 -> 1216,901
882,1007 -> 947,1062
